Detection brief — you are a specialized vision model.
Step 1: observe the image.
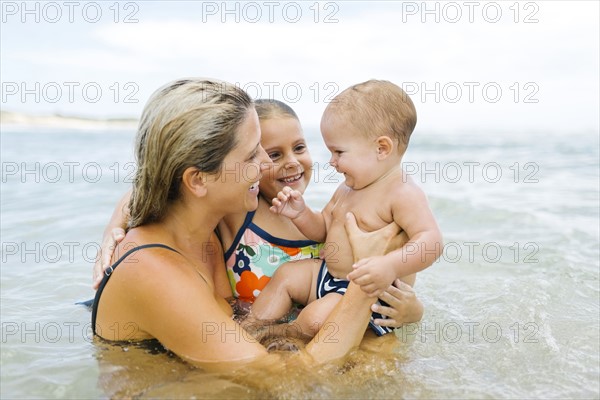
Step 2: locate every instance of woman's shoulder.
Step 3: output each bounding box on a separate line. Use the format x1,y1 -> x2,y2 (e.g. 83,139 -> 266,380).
111,228 -> 200,284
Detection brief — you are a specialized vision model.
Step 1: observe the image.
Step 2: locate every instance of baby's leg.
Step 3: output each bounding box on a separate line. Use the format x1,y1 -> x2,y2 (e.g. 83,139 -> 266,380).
250,258 -> 321,322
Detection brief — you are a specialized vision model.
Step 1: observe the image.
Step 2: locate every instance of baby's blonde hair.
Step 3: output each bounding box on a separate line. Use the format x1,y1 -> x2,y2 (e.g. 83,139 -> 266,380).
129,78 -> 253,228
324,80 -> 417,151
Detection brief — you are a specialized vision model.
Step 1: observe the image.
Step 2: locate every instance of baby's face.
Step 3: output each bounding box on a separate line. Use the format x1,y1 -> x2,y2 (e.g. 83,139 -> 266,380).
259,117 -> 313,201
320,112 -> 381,190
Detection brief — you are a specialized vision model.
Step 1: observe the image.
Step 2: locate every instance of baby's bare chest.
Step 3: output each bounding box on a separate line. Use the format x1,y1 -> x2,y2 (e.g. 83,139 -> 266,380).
329,190 -> 393,233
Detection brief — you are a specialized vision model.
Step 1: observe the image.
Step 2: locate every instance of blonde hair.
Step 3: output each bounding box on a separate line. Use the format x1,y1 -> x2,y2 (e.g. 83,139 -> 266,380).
129,78 -> 253,228
325,80 -> 417,150
255,99 -> 299,121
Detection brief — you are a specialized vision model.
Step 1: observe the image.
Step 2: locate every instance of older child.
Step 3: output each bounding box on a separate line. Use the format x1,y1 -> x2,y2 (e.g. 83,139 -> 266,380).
250,80 -> 443,336
218,100 -> 322,303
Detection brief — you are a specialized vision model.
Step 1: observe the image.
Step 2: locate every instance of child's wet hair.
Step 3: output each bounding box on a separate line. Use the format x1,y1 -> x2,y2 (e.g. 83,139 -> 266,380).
255,99 -> 299,121
324,80 -> 417,151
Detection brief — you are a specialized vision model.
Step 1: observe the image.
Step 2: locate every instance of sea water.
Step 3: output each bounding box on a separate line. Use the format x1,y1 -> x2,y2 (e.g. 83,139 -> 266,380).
1,125 -> 598,398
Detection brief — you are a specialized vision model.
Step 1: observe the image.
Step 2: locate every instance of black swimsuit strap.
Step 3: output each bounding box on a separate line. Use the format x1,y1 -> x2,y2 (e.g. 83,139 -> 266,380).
91,243 -> 179,336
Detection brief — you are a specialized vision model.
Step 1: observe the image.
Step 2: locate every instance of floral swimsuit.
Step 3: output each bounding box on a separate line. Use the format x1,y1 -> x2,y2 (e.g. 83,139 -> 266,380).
224,210 -> 322,302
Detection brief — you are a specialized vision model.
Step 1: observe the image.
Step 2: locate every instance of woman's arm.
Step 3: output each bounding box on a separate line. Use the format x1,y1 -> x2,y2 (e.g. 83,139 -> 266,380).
305,280 -> 375,363
92,190 -> 131,289
338,218 -> 425,327
96,237 -> 270,370
381,229 -> 425,325
303,212 -> 394,363
96,214 -> 410,368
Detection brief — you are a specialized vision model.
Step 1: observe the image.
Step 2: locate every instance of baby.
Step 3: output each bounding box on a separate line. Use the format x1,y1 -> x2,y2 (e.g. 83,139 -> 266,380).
250,80 -> 443,337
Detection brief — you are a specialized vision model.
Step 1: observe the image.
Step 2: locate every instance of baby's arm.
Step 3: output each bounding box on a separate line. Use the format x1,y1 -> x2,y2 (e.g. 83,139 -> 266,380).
92,190 -> 131,289
348,182 -> 443,296
269,186 -> 329,242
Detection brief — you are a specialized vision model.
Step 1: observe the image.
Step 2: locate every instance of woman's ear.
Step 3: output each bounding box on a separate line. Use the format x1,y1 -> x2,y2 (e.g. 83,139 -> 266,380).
182,167 -> 208,197
375,136 -> 394,160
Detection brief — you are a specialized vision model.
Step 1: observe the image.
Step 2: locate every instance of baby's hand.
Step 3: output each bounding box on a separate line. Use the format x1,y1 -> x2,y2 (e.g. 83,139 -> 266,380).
347,256 -> 396,297
269,186 -> 306,219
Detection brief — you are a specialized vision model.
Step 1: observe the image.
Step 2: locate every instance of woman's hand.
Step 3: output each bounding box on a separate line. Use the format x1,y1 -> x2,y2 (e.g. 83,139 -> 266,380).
344,213 -> 400,262
344,213 -> 424,326
304,213 -> 395,363
92,227 -> 125,289
373,279 -> 424,327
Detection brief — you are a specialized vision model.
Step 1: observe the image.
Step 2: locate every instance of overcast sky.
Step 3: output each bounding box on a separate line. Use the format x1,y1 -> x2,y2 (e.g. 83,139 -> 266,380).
1,1 -> 598,134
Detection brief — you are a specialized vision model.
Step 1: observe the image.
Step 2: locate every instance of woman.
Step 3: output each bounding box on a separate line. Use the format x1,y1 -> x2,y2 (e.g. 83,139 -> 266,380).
91,78 -> 398,368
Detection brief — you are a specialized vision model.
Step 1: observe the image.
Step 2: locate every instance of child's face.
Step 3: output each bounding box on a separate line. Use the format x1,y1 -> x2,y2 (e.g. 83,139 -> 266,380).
259,117 -> 313,201
321,113 -> 381,190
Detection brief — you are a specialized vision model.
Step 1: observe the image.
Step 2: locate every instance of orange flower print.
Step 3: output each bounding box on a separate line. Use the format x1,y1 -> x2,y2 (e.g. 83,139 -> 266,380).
277,245 -> 301,257
236,270 -> 271,302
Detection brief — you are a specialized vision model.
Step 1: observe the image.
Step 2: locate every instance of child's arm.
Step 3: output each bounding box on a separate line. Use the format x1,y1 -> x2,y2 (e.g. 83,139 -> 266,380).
92,190 -> 131,289
347,182 -> 443,296
269,186 -> 328,242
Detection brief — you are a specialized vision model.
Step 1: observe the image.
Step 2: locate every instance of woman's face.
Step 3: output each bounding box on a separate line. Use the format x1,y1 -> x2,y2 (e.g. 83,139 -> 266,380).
216,109 -> 270,213
258,117 -> 313,202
